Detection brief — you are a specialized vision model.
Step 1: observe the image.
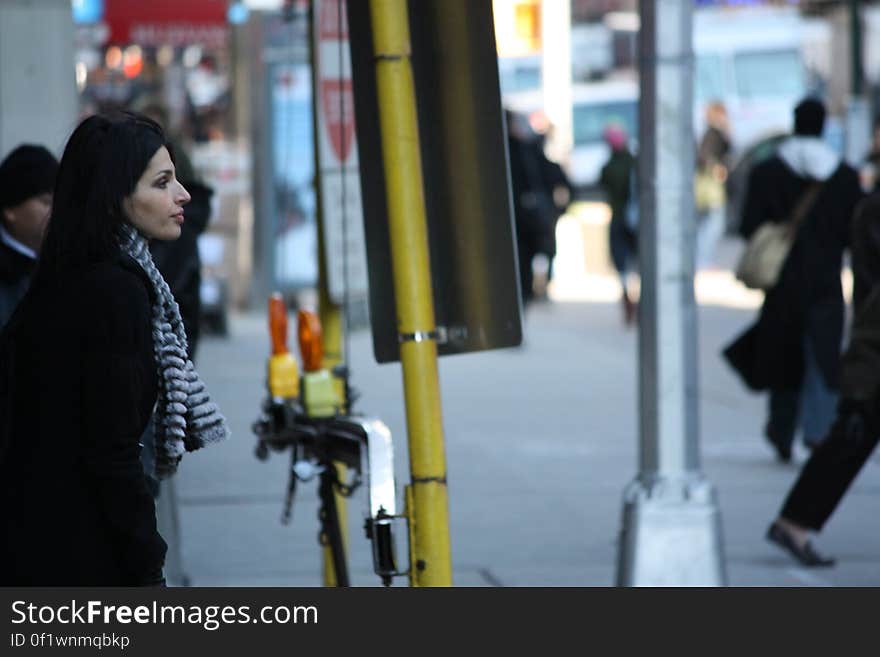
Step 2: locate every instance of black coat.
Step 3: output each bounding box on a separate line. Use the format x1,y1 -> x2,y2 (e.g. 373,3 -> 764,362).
840,193 -> 880,402
0,254 -> 167,585
724,155 -> 863,391
599,149 -> 637,273
600,149 -> 636,227
0,240 -> 35,330
508,134 -> 570,254
697,126 -> 731,170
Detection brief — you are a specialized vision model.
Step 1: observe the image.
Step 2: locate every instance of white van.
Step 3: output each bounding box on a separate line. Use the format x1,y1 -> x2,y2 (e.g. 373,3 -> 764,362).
566,7 -> 817,189
500,6 -> 820,190
692,6 -> 814,150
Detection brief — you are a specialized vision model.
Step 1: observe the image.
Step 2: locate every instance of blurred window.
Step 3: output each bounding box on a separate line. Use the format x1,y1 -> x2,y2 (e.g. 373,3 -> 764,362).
507,65 -> 541,92
696,55 -> 724,103
734,50 -> 803,99
498,55 -> 542,93
573,101 -> 637,145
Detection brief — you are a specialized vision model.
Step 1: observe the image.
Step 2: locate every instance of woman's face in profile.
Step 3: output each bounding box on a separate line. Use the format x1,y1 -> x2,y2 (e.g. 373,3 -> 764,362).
124,146 -> 191,241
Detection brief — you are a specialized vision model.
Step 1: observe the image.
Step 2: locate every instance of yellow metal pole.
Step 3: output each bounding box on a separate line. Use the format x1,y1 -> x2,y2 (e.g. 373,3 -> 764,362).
368,0 -> 453,587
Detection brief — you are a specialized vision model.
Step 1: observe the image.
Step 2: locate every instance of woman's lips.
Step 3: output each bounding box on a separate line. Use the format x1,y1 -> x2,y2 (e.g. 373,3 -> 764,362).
173,212 -> 185,225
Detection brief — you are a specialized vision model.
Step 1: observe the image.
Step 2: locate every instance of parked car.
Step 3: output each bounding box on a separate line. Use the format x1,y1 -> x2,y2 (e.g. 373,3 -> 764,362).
692,6 -> 816,151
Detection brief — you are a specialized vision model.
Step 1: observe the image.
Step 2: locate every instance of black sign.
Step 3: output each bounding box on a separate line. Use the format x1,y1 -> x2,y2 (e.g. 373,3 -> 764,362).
346,0 -> 522,363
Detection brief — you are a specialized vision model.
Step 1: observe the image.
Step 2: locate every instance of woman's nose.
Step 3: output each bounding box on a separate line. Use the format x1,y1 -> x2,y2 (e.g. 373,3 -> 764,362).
177,182 -> 192,205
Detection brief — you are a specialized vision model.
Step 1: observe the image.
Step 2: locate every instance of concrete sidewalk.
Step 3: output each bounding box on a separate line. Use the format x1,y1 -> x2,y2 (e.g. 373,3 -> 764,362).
170,284 -> 880,586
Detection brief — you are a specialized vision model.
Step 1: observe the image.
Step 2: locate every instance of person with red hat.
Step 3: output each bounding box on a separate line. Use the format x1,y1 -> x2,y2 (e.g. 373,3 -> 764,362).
599,123 -> 639,326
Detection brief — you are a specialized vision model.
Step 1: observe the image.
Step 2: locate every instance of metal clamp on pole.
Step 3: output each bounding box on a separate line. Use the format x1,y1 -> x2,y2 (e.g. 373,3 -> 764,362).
398,326 -> 447,344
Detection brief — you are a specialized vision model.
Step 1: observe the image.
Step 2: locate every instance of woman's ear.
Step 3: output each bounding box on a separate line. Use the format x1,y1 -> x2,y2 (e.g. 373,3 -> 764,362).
120,196 -> 132,222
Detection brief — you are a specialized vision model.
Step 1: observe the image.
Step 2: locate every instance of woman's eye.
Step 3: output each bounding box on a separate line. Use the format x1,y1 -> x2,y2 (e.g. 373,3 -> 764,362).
156,179 -> 168,189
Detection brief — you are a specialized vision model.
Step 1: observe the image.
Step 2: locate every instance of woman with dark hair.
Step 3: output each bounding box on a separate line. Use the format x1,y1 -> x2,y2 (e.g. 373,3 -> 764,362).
0,112 -> 229,585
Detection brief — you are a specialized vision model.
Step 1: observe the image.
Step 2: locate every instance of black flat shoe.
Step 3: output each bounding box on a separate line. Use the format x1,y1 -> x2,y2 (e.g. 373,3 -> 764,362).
764,427 -> 792,463
766,522 -> 835,568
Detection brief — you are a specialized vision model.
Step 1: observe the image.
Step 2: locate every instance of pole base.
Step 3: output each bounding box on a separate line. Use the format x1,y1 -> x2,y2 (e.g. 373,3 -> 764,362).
615,477 -> 727,587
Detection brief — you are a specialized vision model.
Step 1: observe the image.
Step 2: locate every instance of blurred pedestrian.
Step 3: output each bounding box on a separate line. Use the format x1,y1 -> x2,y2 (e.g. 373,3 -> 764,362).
0,145 -> 58,327
860,117 -> 880,192
723,98 -> 863,462
526,111 -> 573,294
0,112 -> 229,585
507,110 -> 570,305
694,101 -> 731,269
599,123 -> 638,326
140,102 -> 213,362
766,192 -> 880,567
139,103 -> 215,501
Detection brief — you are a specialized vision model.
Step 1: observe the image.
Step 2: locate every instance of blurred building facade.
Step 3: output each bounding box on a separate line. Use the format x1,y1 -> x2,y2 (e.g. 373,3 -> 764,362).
4,0 -> 880,314
0,0 -> 78,157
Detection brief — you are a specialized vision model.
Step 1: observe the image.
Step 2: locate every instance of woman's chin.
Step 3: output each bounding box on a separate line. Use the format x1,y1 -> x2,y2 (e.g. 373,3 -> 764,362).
153,226 -> 182,241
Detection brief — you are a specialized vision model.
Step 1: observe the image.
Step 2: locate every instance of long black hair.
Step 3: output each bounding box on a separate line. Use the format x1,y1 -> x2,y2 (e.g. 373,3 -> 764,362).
37,111 -> 170,278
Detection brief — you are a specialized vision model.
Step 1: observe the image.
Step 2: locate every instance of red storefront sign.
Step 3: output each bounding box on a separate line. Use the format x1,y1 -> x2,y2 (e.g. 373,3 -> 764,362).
103,0 -> 228,48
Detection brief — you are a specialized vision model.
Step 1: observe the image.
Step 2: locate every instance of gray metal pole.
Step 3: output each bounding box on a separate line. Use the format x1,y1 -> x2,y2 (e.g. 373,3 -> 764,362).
615,0 -> 726,587
844,0 -> 870,167
850,0 -> 864,98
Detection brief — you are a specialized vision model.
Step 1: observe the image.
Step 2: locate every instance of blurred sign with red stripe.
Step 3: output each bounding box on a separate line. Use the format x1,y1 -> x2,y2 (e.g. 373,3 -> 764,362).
314,0 -> 368,304
103,0 -> 228,47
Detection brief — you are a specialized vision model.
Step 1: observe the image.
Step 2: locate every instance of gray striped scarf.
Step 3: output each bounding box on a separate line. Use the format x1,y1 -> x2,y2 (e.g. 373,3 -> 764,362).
120,224 -> 229,478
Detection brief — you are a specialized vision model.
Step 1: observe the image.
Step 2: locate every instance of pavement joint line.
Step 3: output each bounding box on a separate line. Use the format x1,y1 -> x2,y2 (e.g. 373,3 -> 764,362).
477,568 -> 505,587
785,568 -> 833,587
180,494 -> 290,506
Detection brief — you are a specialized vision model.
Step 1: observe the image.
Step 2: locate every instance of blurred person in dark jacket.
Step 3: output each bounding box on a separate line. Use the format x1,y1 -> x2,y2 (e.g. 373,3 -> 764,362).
599,123 -> 638,326
505,111 -> 550,305
694,101 -> 731,269
527,111 -> 573,293
724,98 -> 863,462
140,103 -> 215,495
856,117 -> 880,193
141,102 -> 213,362
766,191 -> 880,566
0,145 -> 58,327
506,110 -> 570,305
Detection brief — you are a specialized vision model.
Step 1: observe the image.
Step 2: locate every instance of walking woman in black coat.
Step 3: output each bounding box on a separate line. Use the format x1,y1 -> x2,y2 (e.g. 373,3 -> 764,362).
766,192 -> 880,567
0,112 -> 229,585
